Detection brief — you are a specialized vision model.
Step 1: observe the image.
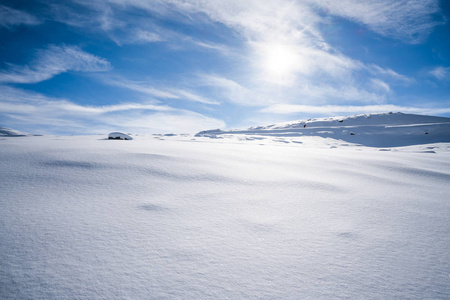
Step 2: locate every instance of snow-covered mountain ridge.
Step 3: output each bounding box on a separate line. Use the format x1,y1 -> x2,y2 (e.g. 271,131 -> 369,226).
196,112 -> 450,147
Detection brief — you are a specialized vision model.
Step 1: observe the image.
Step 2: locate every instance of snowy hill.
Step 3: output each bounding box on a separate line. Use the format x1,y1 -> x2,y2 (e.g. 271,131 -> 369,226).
196,112 -> 450,147
0,127 -> 32,137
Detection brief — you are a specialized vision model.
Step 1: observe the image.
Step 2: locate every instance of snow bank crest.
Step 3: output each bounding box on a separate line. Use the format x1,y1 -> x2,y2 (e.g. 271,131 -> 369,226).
196,112 -> 450,147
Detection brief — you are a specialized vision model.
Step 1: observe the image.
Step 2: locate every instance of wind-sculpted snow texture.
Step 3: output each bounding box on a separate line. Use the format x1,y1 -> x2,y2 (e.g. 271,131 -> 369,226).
1,129 -> 450,299
196,112 -> 450,147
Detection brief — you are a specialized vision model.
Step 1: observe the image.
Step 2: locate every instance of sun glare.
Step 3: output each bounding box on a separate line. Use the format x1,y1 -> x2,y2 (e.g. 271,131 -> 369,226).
260,43 -> 299,85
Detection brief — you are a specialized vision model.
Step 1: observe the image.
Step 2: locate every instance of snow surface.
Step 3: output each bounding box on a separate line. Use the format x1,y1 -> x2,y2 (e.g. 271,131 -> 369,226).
1,114 -> 450,299
196,112 -> 450,147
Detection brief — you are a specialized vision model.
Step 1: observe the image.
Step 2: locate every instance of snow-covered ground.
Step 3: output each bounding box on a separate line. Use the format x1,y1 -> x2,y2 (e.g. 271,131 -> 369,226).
1,113 -> 450,299
197,112 -> 450,147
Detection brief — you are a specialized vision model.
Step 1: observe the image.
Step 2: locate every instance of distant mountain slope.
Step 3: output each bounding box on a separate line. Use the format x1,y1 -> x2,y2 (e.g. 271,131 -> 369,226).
0,127 -> 32,137
196,112 -> 450,147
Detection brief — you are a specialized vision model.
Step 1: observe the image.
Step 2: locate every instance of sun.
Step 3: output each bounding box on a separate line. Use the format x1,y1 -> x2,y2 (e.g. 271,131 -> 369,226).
259,43 -> 299,85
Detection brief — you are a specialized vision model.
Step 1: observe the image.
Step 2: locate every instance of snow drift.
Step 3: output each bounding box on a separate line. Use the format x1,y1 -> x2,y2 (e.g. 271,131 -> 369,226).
196,112 -> 450,147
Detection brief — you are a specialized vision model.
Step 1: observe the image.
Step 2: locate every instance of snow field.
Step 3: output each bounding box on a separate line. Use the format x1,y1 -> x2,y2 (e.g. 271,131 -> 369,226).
1,135 -> 450,299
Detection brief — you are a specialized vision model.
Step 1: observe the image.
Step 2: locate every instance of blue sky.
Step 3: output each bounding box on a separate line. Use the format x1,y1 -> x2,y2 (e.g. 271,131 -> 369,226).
1,0 -> 450,134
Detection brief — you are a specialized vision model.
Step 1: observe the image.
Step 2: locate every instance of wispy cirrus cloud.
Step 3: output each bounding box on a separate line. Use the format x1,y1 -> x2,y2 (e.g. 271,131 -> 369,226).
311,0 -> 444,44
0,85 -> 172,115
0,45 -> 110,84
198,74 -> 268,106
370,78 -> 391,93
0,5 -> 41,28
0,85 -> 224,134
153,0 -> 425,102
367,64 -> 413,84
104,77 -> 220,105
429,66 -> 450,80
198,72 -> 390,108
57,0 -> 444,47
44,0 -> 221,49
132,29 -> 165,43
41,0 -> 432,97
44,0 -> 118,30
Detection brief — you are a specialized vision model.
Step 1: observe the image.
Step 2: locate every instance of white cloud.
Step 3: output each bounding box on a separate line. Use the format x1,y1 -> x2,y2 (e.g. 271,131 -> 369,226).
155,0 -> 412,104
166,0 -> 333,76
199,73 -> 387,107
310,0 -> 443,43
133,29 -> 164,43
104,77 -> 220,105
42,1 -> 427,98
370,78 -> 391,93
198,74 -> 266,106
367,64 -> 413,83
296,83 -> 386,104
109,27 -> 170,46
0,5 -> 41,28
260,104 -> 450,115
165,0 -> 322,40
0,45 -> 110,84
56,1 -> 424,109
429,66 -> 450,80
172,89 -> 219,105
190,40 -> 237,57
0,85 -> 224,134
44,1 -> 211,49
0,85 -> 172,115
44,0 -> 119,30
63,0 -> 444,45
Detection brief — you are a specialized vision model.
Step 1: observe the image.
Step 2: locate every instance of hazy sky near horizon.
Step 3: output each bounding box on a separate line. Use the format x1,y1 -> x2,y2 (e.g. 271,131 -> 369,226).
1,0 -> 450,134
